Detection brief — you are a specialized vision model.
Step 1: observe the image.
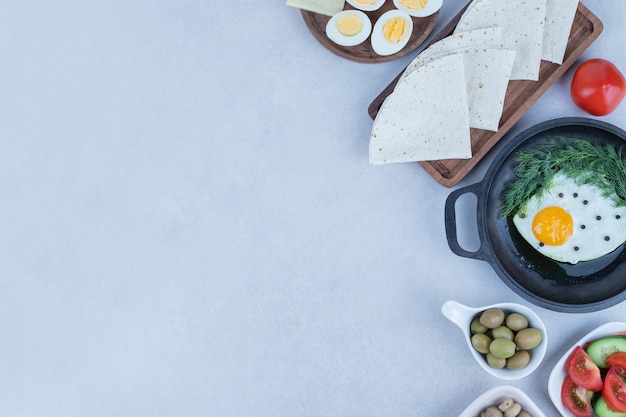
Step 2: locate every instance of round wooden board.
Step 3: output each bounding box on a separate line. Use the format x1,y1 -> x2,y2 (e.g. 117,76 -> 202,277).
301,2 -> 439,63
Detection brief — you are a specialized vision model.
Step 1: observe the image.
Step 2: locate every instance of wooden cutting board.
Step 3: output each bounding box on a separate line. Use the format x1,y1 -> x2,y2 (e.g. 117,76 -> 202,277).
367,1 -> 603,187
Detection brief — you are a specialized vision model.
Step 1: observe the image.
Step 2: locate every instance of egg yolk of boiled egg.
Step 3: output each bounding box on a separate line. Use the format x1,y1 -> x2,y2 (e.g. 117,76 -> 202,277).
531,206 -> 574,246
382,17 -> 406,43
336,13 -> 363,36
399,0 -> 428,11
354,0 -> 378,4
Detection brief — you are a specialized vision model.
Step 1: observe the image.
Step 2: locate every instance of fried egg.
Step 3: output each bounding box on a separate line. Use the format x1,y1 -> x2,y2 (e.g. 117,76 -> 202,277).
371,10 -> 413,56
513,172 -> 626,264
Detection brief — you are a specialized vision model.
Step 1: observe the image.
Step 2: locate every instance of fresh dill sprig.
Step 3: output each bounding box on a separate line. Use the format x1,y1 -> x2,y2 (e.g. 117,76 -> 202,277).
499,137 -> 626,218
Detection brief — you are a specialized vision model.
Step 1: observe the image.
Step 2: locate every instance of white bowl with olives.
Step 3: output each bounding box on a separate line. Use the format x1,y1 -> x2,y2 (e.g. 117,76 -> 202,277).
459,385 -> 547,417
442,300 -> 547,380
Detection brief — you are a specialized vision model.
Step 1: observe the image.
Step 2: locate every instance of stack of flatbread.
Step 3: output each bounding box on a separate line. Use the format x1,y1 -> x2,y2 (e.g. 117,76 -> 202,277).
369,0 -> 579,165
454,0 -> 579,80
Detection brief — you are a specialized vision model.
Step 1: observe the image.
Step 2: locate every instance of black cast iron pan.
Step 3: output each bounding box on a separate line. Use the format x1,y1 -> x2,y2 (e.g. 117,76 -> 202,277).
445,117 -> 626,313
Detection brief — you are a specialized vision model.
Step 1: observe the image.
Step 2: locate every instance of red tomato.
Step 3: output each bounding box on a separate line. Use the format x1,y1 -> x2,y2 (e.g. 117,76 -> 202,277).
567,346 -> 604,391
570,58 -> 626,116
562,375 -> 594,417
603,368 -> 626,412
606,352 -> 626,377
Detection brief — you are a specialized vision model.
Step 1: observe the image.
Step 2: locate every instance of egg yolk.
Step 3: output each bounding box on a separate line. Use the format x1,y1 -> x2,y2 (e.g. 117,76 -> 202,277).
531,206 -> 574,246
354,0 -> 377,4
382,17 -> 406,43
399,0 -> 428,11
336,13 -> 363,36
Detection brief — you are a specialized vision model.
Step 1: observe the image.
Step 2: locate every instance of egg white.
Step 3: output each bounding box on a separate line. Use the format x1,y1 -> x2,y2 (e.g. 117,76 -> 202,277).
371,9 -> 413,56
326,10 -> 372,47
392,0 -> 443,17
513,172 -> 626,264
346,0 -> 386,11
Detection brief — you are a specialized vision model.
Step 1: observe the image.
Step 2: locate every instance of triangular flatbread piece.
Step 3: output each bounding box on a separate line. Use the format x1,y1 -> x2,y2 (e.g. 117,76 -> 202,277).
401,27 -> 504,80
402,46 -> 515,131
542,0 -> 579,64
369,53 -> 471,164
461,47 -> 516,131
453,0 -> 547,81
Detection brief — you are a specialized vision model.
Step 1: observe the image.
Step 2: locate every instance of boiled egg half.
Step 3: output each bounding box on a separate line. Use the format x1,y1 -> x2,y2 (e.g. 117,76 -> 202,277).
371,9 -> 413,56
326,10 -> 372,47
393,0 -> 443,17
346,0 -> 386,12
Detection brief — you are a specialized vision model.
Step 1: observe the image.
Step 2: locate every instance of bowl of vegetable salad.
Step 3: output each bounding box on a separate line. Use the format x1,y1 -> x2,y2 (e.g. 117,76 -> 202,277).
548,322 -> 626,417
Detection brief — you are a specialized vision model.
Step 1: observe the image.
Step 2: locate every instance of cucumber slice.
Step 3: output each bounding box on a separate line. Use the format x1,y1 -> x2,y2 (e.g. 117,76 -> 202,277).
594,396 -> 626,417
586,336 -> 626,368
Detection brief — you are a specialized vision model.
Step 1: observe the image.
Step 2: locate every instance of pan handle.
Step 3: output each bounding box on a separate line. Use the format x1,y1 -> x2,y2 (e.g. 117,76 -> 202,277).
444,182 -> 491,262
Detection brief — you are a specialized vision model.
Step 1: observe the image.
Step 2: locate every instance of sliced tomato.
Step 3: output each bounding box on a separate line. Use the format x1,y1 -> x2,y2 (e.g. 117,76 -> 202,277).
562,375 -> 594,417
603,368 -> 626,412
607,352 -> 626,377
567,346 -> 604,391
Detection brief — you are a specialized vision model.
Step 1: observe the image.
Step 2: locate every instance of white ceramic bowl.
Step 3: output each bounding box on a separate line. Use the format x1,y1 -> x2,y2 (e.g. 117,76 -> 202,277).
392,0 -> 442,17
441,300 -> 548,380
459,385 -> 548,417
547,321 -> 626,417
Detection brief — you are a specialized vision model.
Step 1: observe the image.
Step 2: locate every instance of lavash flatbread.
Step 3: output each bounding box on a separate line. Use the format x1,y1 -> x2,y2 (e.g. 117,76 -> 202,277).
542,0 -> 579,64
369,53 -> 471,164
401,27 -> 504,79
402,47 -> 515,131
400,27 -> 514,131
454,0 -> 547,81
460,47 -> 516,131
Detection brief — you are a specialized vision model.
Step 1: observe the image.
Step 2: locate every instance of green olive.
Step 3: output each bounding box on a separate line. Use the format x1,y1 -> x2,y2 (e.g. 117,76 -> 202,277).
491,325 -> 514,341
489,338 -> 517,359
506,350 -> 531,370
505,313 -> 529,331
503,403 -> 522,417
470,317 -> 488,334
480,308 -> 505,329
483,406 -> 503,417
471,333 -> 492,354
514,328 -> 543,350
486,353 -> 506,369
